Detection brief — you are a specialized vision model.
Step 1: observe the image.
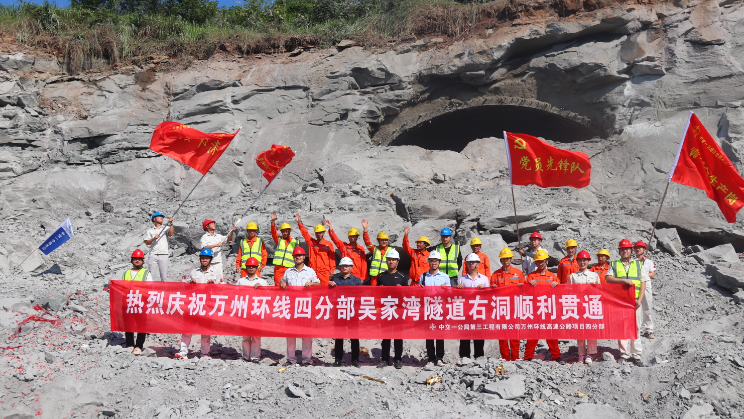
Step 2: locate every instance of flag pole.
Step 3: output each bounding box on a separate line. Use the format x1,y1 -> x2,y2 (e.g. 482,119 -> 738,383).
648,112 -> 693,247
233,169 -> 282,228
504,131 -> 521,249
10,248 -> 38,274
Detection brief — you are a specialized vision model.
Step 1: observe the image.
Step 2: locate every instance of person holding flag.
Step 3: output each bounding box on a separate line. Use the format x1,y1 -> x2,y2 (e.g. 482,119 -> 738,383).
143,212 -> 174,281
324,218 -> 368,280
634,241 -> 656,339
121,249 -> 152,355
200,219 -> 235,281
235,222 -> 267,279
296,213 -> 336,286
270,212 -> 298,286
518,232 -> 545,275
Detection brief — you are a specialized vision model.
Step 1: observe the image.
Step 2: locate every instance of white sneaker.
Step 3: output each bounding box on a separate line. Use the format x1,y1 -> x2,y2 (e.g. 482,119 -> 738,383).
584,356 -> 592,364
459,357 -> 471,365
436,359 -> 445,366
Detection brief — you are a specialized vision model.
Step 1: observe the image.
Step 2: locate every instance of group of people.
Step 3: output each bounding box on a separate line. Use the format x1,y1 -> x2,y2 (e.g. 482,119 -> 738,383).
120,212 -> 656,367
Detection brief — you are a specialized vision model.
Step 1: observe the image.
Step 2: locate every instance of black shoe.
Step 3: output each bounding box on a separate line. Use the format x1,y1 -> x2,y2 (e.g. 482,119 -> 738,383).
352,359 -> 361,368
333,360 -> 342,367
377,360 -> 388,369
394,360 -> 402,369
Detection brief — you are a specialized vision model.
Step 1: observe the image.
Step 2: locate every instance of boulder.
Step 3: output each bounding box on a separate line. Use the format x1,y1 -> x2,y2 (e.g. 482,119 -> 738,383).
682,403 -> 715,419
637,207 -> 744,252
566,403 -> 627,419
482,374 -> 525,400
692,244 -> 739,265
705,263 -> 744,291
655,228 -> 683,256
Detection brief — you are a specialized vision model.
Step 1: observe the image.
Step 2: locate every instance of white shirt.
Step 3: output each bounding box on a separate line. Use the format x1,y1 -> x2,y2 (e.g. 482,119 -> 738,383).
200,232 -> 227,262
567,270 -> 601,285
640,258 -> 656,278
281,265 -> 320,286
144,227 -> 169,255
189,266 -> 223,284
459,272 -> 489,288
236,276 -> 269,287
607,260 -> 648,282
522,246 -> 543,275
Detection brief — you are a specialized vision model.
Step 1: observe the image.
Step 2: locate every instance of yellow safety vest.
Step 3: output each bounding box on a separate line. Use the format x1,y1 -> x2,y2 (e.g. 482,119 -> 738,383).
368,246 -> 390,277
436,244 -> 460,277
240,237 -> 263,269
273,238 -> 298,267
122,269 -> 149,281
612,260 -> 643,298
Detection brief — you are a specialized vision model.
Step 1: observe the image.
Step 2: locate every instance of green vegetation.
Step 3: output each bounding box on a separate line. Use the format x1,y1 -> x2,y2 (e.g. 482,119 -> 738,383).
0,0 -> 513,72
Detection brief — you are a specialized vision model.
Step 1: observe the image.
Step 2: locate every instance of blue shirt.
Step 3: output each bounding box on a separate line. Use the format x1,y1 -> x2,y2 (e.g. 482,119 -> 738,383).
421,270 -> 450,287
332,274 -> 363,286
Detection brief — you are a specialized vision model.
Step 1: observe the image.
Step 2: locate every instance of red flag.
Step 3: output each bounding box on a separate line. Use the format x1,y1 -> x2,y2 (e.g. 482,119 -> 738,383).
256,144 -> 295,182
669,113 -> 744,222
504,132 -> 591,188
150,121 -> 239,175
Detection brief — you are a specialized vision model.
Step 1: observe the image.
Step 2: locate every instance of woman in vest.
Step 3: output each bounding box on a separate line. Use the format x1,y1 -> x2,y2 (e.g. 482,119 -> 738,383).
270,211 -> 298,286
122,249 -> 152,355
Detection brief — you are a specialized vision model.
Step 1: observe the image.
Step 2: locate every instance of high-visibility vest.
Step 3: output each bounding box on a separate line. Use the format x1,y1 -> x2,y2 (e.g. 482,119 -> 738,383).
240,237 -> 263,269
273,238 -> 298,267
611,260 -> 643,298
436,244 -> 460,277
368,246 -> 390,277
122,269 -> 149,281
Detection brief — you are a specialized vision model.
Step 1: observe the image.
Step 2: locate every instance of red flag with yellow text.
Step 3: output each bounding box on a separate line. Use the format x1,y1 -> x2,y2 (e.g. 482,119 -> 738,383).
504,132 -> 591,188
256,145 -> 296,182
150,121 -> 239,175
669,113 -> 744,222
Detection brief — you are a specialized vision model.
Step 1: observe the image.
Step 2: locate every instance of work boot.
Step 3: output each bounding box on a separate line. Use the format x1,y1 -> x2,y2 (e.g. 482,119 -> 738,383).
634,357 -> 644,367
643,331 -> 655,339
333,360 -> 342,367
352,359 -> 361,368
394,360 -> 402,369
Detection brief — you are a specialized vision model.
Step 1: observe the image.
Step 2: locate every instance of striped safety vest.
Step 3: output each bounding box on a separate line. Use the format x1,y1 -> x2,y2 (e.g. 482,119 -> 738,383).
368,246 -> 391,277
241,237 -> 264,269
273,238 -> 298,268
435,244 -> 461,277
122,269 -> 149,281
611,260 -> 643,298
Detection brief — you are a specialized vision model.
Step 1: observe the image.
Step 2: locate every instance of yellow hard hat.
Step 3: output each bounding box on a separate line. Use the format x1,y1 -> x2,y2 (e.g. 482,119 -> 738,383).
470,237 -> 482,246
499,248 -> 514,258
534,249 -> 550,261
377,231 -> 389,240
246,222 -> 258,230
597,249 -> 611,257
280,222 -> 292,230
314,224 -> 326,233
566,239 -> 578,247
416,236 -> 431,245
348,228 -> 360,236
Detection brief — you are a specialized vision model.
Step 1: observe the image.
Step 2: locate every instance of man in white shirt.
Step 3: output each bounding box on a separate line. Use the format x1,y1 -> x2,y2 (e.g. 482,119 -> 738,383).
280,246 -> 321,365
457,253 -> 488,363
419,251 -> 450,366
634,241 -> 656,339
518,232 -> 544,275
143,212 -> 174,281
175,248 -> 220,359
236,257 -> 269,362
200,219 -> 235,280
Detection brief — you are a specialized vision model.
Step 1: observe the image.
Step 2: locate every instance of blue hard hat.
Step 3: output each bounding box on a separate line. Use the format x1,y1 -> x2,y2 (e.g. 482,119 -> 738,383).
199,248 -> 213,258
151,211 -> 165,221
441,227 -> 453,236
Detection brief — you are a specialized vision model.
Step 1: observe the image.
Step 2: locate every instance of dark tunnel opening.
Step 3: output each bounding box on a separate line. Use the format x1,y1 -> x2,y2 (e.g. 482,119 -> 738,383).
389,105 -> 599,152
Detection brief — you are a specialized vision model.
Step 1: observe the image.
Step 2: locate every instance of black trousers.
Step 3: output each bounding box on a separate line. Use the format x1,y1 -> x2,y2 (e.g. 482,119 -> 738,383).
125,332 -> 146,349
335,339 -> 360,361
381,339 -> 403,361
459,340 -> 485,358
426,339 -> 445,362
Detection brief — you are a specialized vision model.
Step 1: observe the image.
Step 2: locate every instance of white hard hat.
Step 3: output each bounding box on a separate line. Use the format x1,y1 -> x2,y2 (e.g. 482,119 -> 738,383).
428,251 -> 442,260
339,257 -> 354,266
385,249 -> 400,259
465,253 -> 481,262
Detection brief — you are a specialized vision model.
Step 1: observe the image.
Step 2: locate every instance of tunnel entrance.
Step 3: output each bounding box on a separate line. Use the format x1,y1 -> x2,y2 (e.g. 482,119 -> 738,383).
388,104 -> 599,152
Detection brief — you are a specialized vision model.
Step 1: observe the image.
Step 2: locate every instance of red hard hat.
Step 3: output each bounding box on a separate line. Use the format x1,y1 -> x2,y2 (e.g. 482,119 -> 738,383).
576,250 -> 591,260
202,219 -> 215,231
131,249 -> 145,259
245,257 -> 259,267
530,232 -> 543,240
292,247 -> 306,256
634,241 -> 647,248
618,239 -> 633,249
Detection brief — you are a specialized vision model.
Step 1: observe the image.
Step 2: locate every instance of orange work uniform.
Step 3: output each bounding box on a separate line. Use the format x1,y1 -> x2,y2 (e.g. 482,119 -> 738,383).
590,263 -> 609,284
362,231 -> 390,287
557,256 -> 579,284
402,235 -> 430,286
235,236 -> 268,278
298,223 -> 336,286
270,223 -> 296,286
491,266 -> 525,360
524,269 -> 561,360
461,251 -> 491,277
328,229 -> 368,280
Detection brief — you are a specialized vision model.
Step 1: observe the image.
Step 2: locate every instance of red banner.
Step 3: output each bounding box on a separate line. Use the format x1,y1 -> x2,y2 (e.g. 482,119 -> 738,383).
504,132 -> 591,188
256,144 -> 296,182
670,113 -> 744,222
110,281 -> 637,339
150,121 -> 239,175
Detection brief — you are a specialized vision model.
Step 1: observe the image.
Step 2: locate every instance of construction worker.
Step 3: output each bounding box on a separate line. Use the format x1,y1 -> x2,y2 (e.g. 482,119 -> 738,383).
402,227 -> 430,286
457,253 -> 488,363
591,249 -> 611,284
490,248 -> 524,361
557,239 -> 579,284
296,213 -> 336,286
377,249 -> 407,369
604,239 -> 646,366
270,211 -> 298,286
279,247 -> 321,365
461,238 -> 491,277
362,219 -> 393,286
235,222 -> 267,279
419,251 -> 450,366
518,232 -> 544,275
122,249 -> 152,355
329,257 -> 363,367
143,212 -> 174,281
567,250 -> 601,364
324,218 -> 367,280
634,241 -> 656,339
524,249 -> 561,362
200,219 -> 235,281
236,257 -> 268,362
175,248 -> 220,359
435,227 -> 462,287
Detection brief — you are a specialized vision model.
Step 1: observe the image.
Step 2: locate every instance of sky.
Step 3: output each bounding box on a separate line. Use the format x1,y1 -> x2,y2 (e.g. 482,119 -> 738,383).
0,0 -> 242,8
